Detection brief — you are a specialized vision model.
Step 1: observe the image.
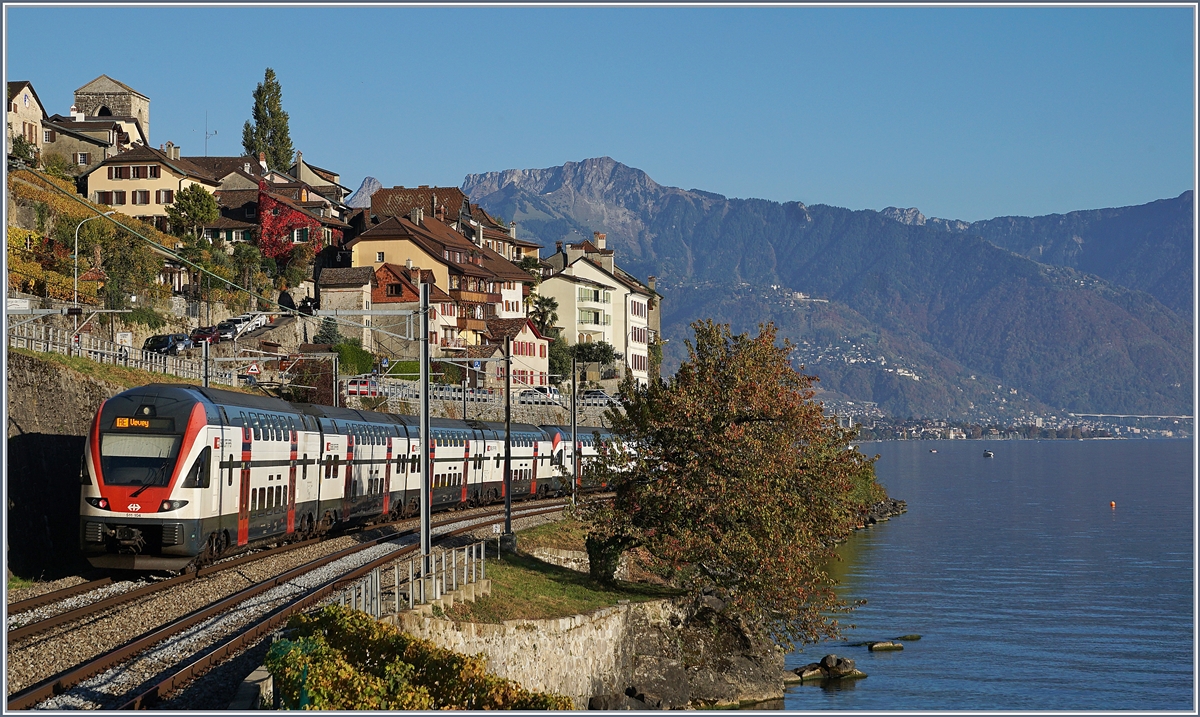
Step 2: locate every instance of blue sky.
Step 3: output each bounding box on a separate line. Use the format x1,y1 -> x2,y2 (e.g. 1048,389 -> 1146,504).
4,5 -> 1194,221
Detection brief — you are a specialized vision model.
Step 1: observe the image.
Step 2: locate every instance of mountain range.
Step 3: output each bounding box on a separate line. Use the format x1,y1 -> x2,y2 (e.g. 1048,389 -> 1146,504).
461,158 -> 1192,420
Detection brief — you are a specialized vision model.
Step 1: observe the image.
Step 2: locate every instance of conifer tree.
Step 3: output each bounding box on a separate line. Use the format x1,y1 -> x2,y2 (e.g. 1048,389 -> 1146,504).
242,68 -> 295,170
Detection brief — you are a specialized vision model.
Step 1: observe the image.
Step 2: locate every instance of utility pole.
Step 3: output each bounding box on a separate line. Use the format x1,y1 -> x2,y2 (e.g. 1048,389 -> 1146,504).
571,354 -> 578,502
419,282 -> 431,566
503,336 -> 512,539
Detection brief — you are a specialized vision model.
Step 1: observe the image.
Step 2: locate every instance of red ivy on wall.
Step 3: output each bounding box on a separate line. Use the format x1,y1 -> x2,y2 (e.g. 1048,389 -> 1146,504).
257,180 -> 322,261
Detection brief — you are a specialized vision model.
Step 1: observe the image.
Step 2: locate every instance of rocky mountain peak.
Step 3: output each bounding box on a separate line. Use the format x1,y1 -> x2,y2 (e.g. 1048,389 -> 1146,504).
881,207 -> 927,226
345,176 -> 382,208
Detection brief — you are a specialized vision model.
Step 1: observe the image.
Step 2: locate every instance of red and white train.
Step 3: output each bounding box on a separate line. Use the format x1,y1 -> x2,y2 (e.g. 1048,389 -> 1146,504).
80,384 -> 613,571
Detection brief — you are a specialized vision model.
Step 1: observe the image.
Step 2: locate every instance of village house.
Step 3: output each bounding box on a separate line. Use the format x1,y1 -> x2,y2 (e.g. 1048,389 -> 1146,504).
369,263 -> 459,358
539,232 -> 660,385
7,80 -> 46,158
483,317 -> 551,391
345,209 -> 517,349
80,142 -> 221,230
317,266 -> 377,352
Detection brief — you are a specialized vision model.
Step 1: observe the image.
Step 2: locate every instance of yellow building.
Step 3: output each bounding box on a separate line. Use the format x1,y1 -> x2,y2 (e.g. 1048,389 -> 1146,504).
82,141 -> 220,227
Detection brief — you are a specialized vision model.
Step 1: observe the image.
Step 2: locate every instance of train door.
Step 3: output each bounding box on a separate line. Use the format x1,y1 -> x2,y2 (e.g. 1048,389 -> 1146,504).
342,427 -> 354,521
383,428 -> 393,516
237,411 -> 252,545
530,432 -> 539,497
286,416 -> 298,534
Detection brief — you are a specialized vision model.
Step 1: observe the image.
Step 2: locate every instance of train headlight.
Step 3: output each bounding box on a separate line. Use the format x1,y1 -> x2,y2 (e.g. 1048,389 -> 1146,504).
85,497 -> 110,510
158,500 -> 189,512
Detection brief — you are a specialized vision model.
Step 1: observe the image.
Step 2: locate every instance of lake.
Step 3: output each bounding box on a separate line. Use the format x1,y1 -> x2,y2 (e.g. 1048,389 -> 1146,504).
783,439 -> 1194,711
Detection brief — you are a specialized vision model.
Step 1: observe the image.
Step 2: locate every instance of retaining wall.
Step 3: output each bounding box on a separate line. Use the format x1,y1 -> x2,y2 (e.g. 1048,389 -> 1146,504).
392,600 -> 678,709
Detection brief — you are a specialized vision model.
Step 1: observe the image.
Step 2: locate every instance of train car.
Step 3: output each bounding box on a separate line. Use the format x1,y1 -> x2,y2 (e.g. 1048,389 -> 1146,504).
536,424 -> 619,491
80,384 -> 618,572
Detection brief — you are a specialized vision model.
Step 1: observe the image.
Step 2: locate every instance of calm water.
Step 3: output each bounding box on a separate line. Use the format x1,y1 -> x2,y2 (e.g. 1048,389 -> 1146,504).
783,439 -> 1194,711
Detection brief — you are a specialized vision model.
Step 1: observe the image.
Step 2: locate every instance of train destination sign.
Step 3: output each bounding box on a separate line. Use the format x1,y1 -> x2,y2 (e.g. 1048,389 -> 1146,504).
112,417 -> 174,431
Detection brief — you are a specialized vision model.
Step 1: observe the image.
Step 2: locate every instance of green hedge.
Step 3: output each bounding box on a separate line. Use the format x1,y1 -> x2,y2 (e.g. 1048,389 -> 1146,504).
266,605 -> 573,710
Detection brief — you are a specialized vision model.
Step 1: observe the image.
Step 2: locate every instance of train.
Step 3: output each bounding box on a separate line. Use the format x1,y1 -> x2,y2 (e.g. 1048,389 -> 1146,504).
80,383 -> 615,572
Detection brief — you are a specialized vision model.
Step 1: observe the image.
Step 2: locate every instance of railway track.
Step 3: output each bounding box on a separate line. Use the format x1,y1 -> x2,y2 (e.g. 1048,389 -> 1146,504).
8,494 -> 575,641
7,502 -> 568,711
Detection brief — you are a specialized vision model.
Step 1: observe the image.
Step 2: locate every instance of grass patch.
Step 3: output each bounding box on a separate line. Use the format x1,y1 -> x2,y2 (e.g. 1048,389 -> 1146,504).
7,575 -> 36,591
515,517 -> 589,553
11,347 -> 256,393
444,549 -> 679,624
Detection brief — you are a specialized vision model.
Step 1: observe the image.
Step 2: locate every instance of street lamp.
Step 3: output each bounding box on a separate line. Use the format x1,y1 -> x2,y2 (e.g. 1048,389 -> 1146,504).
73,212 -> 115,335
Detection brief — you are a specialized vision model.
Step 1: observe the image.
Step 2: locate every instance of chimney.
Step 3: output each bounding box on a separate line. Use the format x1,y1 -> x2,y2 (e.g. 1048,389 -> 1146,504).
509,220 -> 516,239
434,202 -> 445,222
259,152 -> 268,172
409,265 -> 421,284
243,162 -> 251,173
406,258 -> 413,270
295,151 -> 302,174
555,241 -> 563,254
593,231 -> 606,250
409,207 -> 423,225
648,276 -> 657,292
70,104 -> 83,121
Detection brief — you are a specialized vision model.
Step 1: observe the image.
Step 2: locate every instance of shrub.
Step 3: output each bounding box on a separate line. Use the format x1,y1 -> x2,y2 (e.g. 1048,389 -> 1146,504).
267,606 -> 572,710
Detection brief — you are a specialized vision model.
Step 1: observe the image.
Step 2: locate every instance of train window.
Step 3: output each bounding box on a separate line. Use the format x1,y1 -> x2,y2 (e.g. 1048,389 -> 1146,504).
249,413 -> 259,441
288,417 -> 296,441
410,456 -> 419,474
228,454 -> 234,485
276,485 -> 283,509
302,454 -> 308,480
181,446 -> 211,488
251,488 -> 258,512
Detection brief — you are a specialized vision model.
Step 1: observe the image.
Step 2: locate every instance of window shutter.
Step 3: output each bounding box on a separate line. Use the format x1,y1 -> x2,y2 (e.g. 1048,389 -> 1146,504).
107,166 -> 114,179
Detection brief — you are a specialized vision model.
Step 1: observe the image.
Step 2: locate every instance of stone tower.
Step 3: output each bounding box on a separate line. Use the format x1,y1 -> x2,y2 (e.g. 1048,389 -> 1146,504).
73,75 -> 150,143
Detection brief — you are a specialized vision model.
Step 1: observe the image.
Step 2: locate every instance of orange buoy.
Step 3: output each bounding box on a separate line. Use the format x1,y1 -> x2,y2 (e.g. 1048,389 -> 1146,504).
1110,501 -> 1116,508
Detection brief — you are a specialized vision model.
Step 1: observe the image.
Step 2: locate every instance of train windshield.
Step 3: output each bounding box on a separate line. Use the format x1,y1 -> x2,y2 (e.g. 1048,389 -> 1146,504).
100,433 -> 182,487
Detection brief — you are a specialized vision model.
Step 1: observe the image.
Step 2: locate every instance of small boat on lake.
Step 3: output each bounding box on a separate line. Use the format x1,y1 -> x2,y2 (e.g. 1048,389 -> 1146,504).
983,450 -> 994,458
929,449 -> 938,453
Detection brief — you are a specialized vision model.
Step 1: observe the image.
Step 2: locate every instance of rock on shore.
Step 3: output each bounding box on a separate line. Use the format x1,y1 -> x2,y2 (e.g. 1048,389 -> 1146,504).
793,654 -> 867,681
858,498 -> 907,527
593,592 -> 788,709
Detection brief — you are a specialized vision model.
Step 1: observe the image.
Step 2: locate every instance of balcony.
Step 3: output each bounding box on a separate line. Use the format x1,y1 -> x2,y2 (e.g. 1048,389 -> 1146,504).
457,318 -> 488,332
440,337 -> 467,350
450,289 -> 489,304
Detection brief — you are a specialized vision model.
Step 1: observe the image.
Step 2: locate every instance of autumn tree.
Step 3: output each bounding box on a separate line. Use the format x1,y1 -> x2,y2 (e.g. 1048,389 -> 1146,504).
580,320 -> 886,649
242,68 -> 294,170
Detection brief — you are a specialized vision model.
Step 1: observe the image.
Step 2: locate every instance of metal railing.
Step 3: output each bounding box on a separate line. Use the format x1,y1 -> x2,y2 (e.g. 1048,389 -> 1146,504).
334,542 -> 487,617
7,322 -> 237,386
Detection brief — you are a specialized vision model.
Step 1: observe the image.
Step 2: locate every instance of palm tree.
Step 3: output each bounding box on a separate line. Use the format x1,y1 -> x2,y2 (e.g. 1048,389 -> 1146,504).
529,294 -> 559,337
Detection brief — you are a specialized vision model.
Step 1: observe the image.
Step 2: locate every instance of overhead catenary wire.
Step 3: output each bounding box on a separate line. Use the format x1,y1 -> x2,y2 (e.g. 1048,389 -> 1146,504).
12,165 -> 428,343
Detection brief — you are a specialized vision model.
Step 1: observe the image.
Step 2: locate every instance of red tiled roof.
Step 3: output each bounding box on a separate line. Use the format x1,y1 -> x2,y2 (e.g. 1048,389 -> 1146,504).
89,144 -> 220,184
371,186 -> 469,222
486,317 -> 545,342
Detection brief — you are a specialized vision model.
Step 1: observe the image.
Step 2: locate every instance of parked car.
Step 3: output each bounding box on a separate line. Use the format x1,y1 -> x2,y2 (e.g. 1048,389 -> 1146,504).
216,321 -> 239,341
142,334 -> 191,355
169,333 -> 194,353
580,389 -> 617,407
224,316 -> 248,336
190,326 -> 220,344
240,313 -> 268,332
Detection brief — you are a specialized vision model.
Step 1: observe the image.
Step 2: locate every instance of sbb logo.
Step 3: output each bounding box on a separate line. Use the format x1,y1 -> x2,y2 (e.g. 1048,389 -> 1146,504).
127,503 -> 141,512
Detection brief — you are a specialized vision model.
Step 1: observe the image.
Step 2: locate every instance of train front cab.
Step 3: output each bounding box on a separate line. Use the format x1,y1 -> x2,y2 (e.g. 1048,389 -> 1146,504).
80,386 -> 217,571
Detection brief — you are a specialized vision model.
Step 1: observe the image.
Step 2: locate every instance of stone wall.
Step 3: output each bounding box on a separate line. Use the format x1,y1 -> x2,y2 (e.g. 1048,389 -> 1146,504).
393,600 -> 675,709
390,596 -> 786,710
6,351 -> 127,576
